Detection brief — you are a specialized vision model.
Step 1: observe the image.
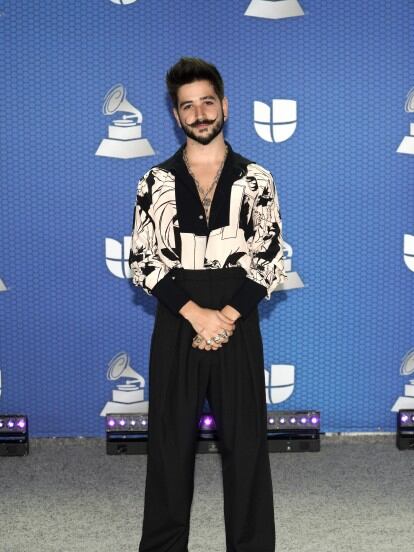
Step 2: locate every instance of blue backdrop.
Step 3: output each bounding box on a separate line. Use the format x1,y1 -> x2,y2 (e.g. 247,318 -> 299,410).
1,0 -> 413,436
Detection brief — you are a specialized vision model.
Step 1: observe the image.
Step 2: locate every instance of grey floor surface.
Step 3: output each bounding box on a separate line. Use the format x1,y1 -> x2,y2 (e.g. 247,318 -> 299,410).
0,434 -> 412,552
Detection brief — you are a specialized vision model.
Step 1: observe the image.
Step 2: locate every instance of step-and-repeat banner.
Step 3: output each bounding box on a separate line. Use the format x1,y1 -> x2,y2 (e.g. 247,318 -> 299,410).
1,1 -> 413,436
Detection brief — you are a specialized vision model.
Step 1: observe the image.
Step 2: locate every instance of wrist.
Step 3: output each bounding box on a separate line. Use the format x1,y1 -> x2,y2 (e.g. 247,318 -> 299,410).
222,304 -> 241,321
179,300 -> 201,321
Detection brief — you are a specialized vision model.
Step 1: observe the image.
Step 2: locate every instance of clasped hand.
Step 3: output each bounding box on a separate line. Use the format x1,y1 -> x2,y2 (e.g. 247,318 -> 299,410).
179,302 -> 241,351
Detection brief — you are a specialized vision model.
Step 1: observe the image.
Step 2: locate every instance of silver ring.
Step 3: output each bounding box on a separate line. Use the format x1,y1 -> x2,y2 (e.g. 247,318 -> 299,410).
218,331 -> 227,339
213,335 -> 221,343
206,338 -> 213,345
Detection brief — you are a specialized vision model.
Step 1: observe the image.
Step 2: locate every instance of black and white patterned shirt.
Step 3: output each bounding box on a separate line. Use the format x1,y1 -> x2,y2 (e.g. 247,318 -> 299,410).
128,140 -> 287,318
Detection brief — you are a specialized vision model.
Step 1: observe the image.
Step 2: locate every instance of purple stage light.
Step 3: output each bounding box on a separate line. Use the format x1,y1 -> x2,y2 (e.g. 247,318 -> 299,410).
199,414 -> 217,431
311,416 -> 319,424
300,417 -> 307,424
17,419 -> 26,428
108,419 -> 116,427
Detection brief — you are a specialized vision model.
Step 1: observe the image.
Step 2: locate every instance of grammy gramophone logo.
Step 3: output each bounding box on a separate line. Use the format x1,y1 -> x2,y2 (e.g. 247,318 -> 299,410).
95,83 -> 154,159
245,0 -> 304,20
100,352 -> 148,416
0,277 -> 7,292
391,348 -> 414,411
397,86 -> 414,155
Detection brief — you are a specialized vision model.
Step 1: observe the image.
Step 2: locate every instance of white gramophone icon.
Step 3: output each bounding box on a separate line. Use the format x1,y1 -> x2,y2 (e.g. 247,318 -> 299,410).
95,83 -> 155,159
275,240 -> 304,291
245,0 -> 304,20
0,276 -> 7,292
397,87 -> 414,155
100,351 -> 148,416
391,348 -> 414,411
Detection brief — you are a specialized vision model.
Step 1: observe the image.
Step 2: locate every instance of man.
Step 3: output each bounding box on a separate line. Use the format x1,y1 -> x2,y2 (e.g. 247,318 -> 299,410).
129,57 -> 287,552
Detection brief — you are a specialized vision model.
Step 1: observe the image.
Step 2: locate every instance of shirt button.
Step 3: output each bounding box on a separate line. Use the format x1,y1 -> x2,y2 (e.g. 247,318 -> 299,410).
199,214 -> 203,219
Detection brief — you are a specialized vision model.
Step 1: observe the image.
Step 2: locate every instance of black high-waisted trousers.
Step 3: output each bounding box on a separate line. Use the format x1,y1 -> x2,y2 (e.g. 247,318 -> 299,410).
138,267 -> 275,552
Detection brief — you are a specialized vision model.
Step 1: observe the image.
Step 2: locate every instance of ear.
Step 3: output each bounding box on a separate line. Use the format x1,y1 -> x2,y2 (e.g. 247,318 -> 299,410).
222,96 -> 229,120
173,107 -> 182,128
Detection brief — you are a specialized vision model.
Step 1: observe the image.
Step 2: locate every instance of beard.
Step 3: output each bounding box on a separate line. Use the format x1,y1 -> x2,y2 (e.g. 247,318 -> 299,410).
179,108 -> 226,146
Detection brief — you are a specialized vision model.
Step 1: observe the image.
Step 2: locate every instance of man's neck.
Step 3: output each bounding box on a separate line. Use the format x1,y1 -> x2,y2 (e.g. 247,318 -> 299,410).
184,135 -> 227,165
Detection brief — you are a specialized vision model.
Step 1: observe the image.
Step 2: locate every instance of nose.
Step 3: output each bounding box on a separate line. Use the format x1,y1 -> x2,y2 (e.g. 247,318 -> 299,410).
193,104 -> 205,121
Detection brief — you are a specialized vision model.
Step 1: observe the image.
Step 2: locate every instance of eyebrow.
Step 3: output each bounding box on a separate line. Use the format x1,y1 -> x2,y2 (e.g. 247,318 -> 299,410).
178,95 -> 217,109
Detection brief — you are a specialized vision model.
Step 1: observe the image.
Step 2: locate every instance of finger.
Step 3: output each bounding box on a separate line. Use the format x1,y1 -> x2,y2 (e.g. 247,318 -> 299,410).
217,311 -> 235,323
197,340 -> 205,349
206,340 -> 216,350
216,312 -> 236,326
212,335 -> 224,349
192,335 -> 202,348
217,329 -> 232,339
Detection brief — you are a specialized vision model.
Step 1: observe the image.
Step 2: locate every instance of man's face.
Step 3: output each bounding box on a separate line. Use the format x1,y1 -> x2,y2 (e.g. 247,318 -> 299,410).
173,79 -> 228,146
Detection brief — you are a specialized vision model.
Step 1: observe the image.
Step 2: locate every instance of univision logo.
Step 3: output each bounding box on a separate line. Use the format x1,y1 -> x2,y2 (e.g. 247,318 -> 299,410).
109,0 -> 138,5
404,233 -> 414,271
265,364 -> 295,404
254,99 -> 297,143
106,237 -> 132,278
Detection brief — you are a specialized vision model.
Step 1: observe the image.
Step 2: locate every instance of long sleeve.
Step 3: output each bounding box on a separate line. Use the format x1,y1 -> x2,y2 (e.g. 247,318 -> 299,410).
128,170 -> 191,315
228,170 -> 287,318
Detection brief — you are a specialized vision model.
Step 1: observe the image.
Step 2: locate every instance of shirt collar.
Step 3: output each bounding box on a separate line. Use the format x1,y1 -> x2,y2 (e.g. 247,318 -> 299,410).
159,139 -> 253,176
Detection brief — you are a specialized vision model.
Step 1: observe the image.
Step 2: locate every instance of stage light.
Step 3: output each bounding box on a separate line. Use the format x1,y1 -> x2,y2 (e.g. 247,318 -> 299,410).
396,409 -> 414,450
106,409 -> 321,455
0,414 -> 29,456
106,413 -> 149,454
267,410 -> 321,452
197,414 -> 220,452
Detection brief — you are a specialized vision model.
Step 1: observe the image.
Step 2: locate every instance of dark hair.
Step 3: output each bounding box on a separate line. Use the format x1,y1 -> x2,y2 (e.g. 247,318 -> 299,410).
165,57 -> 225,109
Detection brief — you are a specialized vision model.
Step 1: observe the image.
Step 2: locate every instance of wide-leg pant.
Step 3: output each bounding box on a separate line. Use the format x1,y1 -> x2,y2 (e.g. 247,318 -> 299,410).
139,267 -> 276,552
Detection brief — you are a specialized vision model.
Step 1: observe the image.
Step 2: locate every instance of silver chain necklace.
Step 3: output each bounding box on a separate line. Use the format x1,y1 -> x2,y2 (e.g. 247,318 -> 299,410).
183,144 -> 228,223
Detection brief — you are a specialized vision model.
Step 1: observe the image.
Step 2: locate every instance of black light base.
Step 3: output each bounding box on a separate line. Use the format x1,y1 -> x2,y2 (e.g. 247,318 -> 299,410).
396,410 -> 414,450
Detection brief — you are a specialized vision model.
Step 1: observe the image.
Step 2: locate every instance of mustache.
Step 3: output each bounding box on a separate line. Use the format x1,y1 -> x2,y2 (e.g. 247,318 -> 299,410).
190,118 -> 216,127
